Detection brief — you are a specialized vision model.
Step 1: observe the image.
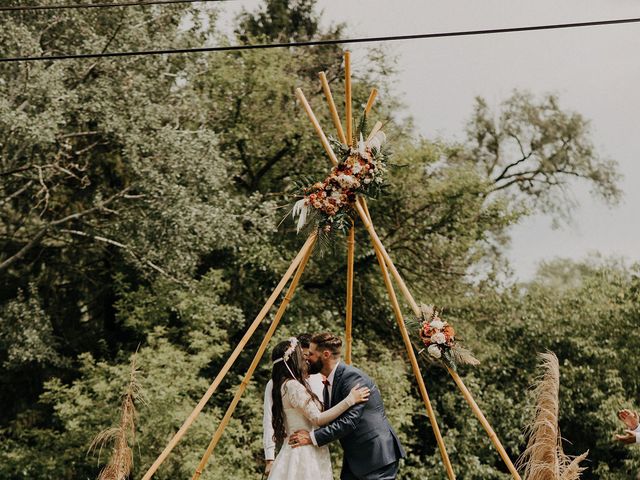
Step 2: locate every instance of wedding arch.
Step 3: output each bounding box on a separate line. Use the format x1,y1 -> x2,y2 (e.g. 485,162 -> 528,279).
141,52 -> 521,480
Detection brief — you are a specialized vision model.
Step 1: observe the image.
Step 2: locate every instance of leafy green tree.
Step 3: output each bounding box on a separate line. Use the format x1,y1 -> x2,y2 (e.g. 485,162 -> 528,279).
236,0 -> 340,42
452,91 -> 621,222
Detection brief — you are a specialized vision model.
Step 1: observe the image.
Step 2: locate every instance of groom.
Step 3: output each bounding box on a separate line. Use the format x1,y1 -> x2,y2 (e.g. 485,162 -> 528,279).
289,332 -> 405,479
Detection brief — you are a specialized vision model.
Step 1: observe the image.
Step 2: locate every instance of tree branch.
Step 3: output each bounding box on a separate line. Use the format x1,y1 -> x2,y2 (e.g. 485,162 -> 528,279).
492,134 -> 534,183
60,228 -> 188,286
0,164 -> 33,177
0,187 -> 130,273
0,180 -> 34,206
250,134 -> 302,190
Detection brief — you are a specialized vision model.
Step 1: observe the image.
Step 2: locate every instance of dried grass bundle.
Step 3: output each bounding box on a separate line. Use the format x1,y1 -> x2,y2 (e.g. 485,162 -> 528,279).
89,353 -> 144,480
450,344 -> 480,367
518,352 -> 587,480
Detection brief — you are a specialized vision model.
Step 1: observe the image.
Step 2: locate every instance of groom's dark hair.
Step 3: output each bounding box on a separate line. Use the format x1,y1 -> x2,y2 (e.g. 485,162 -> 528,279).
296,333 -> 312,348
311,332 -> 342,356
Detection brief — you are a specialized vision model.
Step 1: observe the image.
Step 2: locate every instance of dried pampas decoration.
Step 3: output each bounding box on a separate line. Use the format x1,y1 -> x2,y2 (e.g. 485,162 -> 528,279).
518,352 -> 588,480
89,352 -> 144,480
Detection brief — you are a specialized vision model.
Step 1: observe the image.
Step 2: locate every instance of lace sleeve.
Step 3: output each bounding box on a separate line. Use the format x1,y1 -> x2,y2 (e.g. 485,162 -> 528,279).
284,380 -> 355,427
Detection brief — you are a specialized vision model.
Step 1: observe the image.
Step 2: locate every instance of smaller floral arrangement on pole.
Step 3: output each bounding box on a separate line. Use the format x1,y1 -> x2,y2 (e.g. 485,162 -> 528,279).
291,119 -> 388,235
417,304 -> 479,371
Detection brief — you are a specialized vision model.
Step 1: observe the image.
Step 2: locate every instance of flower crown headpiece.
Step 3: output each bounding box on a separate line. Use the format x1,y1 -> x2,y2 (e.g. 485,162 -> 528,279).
273,337 -> 299,378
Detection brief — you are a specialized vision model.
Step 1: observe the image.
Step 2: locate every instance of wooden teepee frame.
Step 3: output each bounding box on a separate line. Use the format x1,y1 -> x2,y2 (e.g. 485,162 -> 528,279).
141,52 -> 521,480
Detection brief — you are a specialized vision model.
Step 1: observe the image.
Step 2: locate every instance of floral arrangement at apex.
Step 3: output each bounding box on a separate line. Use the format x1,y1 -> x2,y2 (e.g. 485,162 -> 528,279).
417,304 -> 479,371
291,119 -> 388,234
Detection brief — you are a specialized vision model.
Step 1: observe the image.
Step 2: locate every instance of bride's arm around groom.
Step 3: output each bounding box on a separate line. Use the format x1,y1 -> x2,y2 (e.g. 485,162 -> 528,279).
291,333 -> 405,480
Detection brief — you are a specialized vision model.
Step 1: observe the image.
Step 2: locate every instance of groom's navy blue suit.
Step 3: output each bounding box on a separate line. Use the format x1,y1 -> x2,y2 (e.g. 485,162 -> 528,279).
314,362 -> 405,479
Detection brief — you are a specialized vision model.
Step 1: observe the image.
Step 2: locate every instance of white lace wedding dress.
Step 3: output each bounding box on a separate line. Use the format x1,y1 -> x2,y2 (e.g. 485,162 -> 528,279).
267,380 -> 355,480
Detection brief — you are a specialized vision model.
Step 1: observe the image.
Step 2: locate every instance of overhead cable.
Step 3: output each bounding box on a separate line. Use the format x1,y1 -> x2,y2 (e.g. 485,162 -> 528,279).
0,0 -> 227,12
1,16 -> 639,63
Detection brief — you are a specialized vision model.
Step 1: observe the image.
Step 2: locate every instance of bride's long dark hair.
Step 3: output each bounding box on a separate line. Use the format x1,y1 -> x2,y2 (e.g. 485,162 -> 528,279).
271,339 -> 321,446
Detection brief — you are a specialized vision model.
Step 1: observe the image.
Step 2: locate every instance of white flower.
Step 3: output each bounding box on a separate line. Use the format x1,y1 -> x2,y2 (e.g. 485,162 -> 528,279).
357,133 -> 367,157
431,332 -> 446,345
283,337 -> 298,361
335,174 -> 359,189
430,319 -> 445,330
427,344 -> 442,359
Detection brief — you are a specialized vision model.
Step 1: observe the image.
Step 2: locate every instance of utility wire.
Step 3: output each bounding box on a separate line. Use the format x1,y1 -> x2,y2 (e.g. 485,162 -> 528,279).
0,0 -> 227,12
1,16 -> 639,63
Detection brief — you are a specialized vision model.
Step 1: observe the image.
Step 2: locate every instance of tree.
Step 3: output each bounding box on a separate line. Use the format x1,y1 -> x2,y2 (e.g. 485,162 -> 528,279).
453,91 -> 621,222
236,0 -> 333,42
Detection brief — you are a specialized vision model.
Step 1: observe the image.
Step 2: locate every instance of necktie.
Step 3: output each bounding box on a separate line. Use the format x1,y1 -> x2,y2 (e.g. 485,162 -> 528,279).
322,378 -> 330,409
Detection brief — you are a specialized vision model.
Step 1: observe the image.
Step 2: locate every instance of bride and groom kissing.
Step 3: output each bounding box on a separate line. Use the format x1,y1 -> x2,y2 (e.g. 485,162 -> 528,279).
263,332 -> 405,480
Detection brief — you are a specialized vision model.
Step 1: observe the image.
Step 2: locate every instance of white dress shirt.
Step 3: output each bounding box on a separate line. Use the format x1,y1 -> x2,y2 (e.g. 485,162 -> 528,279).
263,373 -> 324,460
633,423 -> 640,443
310,360 -> 340,447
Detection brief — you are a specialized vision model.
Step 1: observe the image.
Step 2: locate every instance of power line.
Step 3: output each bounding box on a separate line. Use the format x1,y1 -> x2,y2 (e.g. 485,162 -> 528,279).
0,0 -> 227,12
1,16 -> 639,63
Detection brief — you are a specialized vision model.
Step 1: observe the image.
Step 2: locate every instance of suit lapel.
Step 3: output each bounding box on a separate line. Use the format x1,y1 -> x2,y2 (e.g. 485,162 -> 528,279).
330,362 -> 346,407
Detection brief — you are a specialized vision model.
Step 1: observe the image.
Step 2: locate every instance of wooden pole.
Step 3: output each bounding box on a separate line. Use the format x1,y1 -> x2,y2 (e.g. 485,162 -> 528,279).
361,202 -> 456,480
448,367 -> 522,480
192,236 -> 317,480
295,88 -> 339,167
364,88 -> 378,116
345,224 -> 355,364
354,199 -> 421,316
345,51 -> 353,145
142,234 -> 316,480
319,71 -> 347,145
360,199 -> 521,479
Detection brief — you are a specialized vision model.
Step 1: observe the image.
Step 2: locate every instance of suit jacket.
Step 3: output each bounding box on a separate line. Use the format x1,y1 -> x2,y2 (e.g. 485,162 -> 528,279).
313,362 -> 405,477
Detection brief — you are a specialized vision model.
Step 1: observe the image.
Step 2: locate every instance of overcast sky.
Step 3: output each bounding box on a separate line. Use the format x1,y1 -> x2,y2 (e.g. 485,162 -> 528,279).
217,0 -> 640,280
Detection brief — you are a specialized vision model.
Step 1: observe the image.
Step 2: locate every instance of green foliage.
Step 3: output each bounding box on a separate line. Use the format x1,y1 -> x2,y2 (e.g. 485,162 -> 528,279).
0,284 -> 61,370
236,0 -> 339,42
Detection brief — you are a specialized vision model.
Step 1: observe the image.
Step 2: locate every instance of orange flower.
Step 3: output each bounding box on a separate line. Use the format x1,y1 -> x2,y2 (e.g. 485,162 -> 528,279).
443,325 -> 455,340
325,204 -> 338,216
419,324 -> 433,345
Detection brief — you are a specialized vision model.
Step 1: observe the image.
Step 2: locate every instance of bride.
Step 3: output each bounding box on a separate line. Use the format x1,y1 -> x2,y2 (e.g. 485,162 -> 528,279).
267,337 -> 370,480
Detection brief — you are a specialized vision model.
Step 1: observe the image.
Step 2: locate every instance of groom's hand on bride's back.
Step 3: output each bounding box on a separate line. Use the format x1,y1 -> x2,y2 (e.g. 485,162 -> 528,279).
289,430 -> 312,448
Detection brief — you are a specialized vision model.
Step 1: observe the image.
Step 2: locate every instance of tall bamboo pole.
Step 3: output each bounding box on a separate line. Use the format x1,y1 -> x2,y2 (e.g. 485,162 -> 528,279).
364,88 -> 378,116
345,224 -> 355,364
295,88 -> 339,166
192,236 -> 317,480
319,71 -> 347,145
142,234 -> 316,480
361,201 -> 456,479
358,200 -> 521,479
448,367 -> 522,480
354,200 -> 420,316
345,51 -> 353,145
